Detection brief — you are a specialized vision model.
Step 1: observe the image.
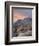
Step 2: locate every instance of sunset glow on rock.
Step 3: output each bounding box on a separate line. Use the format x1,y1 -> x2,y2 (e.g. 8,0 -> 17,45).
13,12 -> 29,22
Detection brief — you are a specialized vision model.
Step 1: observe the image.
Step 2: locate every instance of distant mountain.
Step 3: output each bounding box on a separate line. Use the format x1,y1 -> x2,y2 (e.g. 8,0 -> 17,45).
12,18 -> 32,37
13,18 -> 32,27
23,18 -> 32,25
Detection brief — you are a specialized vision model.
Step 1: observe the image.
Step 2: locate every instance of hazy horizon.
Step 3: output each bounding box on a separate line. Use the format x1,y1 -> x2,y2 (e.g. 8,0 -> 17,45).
13,8 -> 32,23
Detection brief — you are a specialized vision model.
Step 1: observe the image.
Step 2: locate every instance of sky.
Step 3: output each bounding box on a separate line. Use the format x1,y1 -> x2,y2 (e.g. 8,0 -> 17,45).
13,8 -> 32,22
